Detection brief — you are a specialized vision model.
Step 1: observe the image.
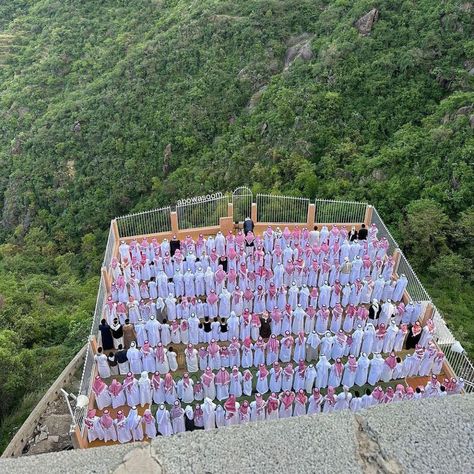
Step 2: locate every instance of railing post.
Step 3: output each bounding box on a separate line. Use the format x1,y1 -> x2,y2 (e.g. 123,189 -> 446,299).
101,266 -> 111,293
227,202 -> 233,218
420,302 -> 434,326
111,219 -> 119,242
170,211 -> 179,235
307,203 -> 315,228
364,204 -> 373,226
392,248 -> 401,276
70,424 -> 88,449
251,202 -> 257,223
90,335 -> 98,354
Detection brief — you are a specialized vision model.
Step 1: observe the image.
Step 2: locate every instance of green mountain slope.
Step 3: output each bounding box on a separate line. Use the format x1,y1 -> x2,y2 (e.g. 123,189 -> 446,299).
0,0 -> 472,451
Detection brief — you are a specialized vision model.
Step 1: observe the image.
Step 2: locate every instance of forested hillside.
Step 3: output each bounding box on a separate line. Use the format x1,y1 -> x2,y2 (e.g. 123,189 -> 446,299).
0,0 -> 472,451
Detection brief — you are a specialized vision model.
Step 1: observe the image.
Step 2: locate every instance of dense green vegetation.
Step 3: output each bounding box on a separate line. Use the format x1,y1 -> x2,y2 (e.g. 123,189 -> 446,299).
0,0 -> 472,452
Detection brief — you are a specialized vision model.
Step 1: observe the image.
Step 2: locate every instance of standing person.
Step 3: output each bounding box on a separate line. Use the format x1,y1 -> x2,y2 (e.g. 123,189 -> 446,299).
215,367 -> 230,401
95,347 -> 111,379
123,319 -> 137,349
229,366 -> 243,397
279,390 -> 295,418
202,397 -> 217,430
138,371 -> 152,407
266,392 -> 280,421
167,347 -> 178,372
156,404 -> 173,437
171,401 -> 186,434
114,410 -> 132,444
243,369 -> 253,396
143,409 -> 157,439
239,401 -> 251,424
110,318 -> 124,349
243,217 -> 254,236
249,393 -> 266,422
92,375 -> 111,410
201,367 -> 216,400
184,406 -> 195,432
256,364 -> 269,394
85,409 -> 104,443
294,389 -> 308,416
177,373 -> 195,403
357,224 -> 368,240
224,395 -> 240,426
108,352 -> 119,376
99,410 -> 117,442
307,388 -> 323,415
185,344 -> 199,373
99,319 -> 114,351
108,379 -> 126,409
114,344 -> 129,375
123,372 -> 140,407
127,342 -> 143,374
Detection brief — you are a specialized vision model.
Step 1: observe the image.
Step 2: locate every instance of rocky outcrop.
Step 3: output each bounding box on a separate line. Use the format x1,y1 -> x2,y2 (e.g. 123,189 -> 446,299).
354,9 -> 379,36
247,85 -> 267,110
284,34 -> 314,70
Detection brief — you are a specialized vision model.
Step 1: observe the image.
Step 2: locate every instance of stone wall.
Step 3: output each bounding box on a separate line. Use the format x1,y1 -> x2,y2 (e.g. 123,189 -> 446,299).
0,394 -> 472,473
1,344 -> 87,458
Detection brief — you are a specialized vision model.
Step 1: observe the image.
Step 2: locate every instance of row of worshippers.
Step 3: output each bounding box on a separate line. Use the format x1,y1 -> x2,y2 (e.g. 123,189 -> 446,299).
114,224 -> 388,282
105,274 -> 414,330
99,299 -> 429,352
109,266 -> 407,310
95,315 -> 436,379
116,225 -> 378,267
86,376 -> 462,444
92,344 -> 445,412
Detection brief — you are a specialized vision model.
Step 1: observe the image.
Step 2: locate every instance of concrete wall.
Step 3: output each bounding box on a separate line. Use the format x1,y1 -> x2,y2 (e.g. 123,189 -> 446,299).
0,394 -> 472,473
1,344 -> 87,458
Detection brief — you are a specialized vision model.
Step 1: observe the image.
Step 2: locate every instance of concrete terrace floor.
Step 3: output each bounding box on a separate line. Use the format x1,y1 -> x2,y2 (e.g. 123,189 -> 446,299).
0,394 -> 472,474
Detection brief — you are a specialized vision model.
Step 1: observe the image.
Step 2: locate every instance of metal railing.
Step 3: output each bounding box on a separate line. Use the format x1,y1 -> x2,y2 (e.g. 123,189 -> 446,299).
116,206 -> 172,237
74,340 -> 95,430
396,250 -> 431,302
256,194 -> 310,223
91,274 -> 107,336
102,223 -> 116,268
314,198 -> 367,224
232,186 -> 253,223
370,207 -> 474,391
177,194 -> 229,229
370,206 -> 399,255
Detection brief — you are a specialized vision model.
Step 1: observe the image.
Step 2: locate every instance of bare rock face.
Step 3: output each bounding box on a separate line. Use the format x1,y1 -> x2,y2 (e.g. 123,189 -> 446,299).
284,34 -> 314,70
247,85 -> 267,110
354,9 -> 379,36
